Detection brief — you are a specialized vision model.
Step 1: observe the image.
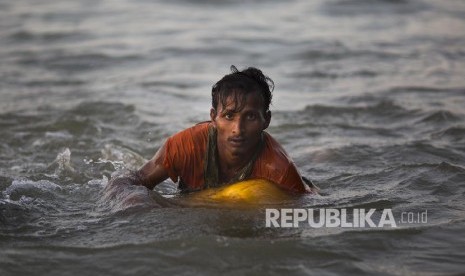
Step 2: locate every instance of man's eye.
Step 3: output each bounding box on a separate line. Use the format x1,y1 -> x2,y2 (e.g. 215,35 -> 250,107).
246,114 -> 257,120
224,113 -> 234,120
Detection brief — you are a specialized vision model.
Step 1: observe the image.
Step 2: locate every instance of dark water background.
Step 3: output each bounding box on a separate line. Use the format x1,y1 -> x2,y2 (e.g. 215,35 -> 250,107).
1,0 -> 465,275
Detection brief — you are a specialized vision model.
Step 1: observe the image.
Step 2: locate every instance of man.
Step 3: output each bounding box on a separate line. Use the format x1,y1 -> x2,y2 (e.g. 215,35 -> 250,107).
108,66 -> 315,196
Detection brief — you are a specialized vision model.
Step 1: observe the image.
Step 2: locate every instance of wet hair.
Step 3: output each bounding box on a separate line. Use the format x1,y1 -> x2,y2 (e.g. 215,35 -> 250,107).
211,65 -> 274,113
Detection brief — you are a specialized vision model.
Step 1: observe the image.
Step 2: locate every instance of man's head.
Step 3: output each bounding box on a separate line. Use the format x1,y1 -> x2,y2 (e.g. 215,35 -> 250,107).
211,65 -> 274,115
210,66 -> 274,164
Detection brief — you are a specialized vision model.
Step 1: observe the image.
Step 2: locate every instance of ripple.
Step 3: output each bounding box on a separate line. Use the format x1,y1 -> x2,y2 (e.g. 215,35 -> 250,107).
418,110 -> 462,124
290,69 -> 378,79
321,0 -> 430,16
431,126 -> 465,142
21,79 -> 86,87
295,100 -> 417,130
387,86 -> 465,96
293,46 -> 401,62
16,52 -> 142,72
7,30 -> 90,43
303,100 -> 411,118
398,162 -> 465,197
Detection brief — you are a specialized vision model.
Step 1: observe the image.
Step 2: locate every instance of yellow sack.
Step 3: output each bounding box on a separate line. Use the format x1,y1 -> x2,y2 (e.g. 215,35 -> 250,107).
184,178 -> 294,206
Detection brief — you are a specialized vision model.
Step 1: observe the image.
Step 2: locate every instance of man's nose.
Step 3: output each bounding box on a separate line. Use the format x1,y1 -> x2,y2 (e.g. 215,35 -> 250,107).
232,118 -> 245,134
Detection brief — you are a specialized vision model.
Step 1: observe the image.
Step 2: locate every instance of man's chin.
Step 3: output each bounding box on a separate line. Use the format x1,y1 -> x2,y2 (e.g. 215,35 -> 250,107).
229,148 -> 248,157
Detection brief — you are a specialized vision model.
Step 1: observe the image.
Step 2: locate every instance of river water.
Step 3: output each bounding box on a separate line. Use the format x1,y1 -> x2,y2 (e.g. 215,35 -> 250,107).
1,0 -> 465,275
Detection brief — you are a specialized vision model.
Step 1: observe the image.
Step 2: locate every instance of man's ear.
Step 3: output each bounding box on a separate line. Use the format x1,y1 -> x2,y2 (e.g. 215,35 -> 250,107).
210,108 -> 217,126
263,110 -> 271,130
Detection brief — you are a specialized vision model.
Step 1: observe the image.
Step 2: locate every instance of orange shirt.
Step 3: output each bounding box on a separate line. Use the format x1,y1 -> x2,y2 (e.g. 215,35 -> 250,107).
162,122 -> 307,194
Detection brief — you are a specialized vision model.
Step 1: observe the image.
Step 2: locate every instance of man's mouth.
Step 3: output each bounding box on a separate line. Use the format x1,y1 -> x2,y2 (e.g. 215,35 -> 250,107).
228,137 -> 246,147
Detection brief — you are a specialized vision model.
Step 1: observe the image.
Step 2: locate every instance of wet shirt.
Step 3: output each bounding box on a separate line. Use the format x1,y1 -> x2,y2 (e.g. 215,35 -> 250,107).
162,122 -> 307,193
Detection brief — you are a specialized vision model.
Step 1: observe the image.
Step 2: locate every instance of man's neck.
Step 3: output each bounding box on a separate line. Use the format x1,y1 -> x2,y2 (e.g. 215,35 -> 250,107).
217,151 -> 253,183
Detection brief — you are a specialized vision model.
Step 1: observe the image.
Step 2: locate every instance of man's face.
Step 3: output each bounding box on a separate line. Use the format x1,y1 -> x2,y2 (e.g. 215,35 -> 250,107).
210,91 -> 271,163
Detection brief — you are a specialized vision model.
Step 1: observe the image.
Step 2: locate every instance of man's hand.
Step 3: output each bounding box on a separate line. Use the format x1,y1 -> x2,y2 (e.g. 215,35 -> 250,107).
303,176 -> 320,194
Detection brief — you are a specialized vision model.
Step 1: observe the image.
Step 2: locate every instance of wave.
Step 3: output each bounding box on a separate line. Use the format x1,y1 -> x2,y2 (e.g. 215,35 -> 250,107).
289,69 -> 378,79
387,86 -> 465,95
399,161 -> 465,187
15,51 -> 143,72
321,0 -> 430,16
417,110 -> 462,124
7,30 -> 89,43
431,127 -> 465,142
273,100 -> 418,131
20,79 -> 86,87
303,100 -> 409,117
292,45 -> 401,62
4,179 -> 63,201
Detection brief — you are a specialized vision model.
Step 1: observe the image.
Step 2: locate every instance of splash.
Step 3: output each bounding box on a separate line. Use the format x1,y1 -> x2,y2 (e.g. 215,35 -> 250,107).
99,144 -> 147,171
46,148 -> 76,177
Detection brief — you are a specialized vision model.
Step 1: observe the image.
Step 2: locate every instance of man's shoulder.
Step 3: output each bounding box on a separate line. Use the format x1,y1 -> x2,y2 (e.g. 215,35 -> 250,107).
169,121 -> 211,142
258,132 -> 294,171
262,132 -> 291,160
255,132 -> 306,193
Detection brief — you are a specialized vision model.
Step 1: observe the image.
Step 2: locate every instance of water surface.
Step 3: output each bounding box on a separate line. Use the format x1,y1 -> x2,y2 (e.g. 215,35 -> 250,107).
1,0 -> 465,275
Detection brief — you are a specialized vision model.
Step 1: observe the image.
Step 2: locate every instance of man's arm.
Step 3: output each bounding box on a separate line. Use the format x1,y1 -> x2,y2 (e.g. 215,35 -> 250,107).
138,143 -> 170,189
